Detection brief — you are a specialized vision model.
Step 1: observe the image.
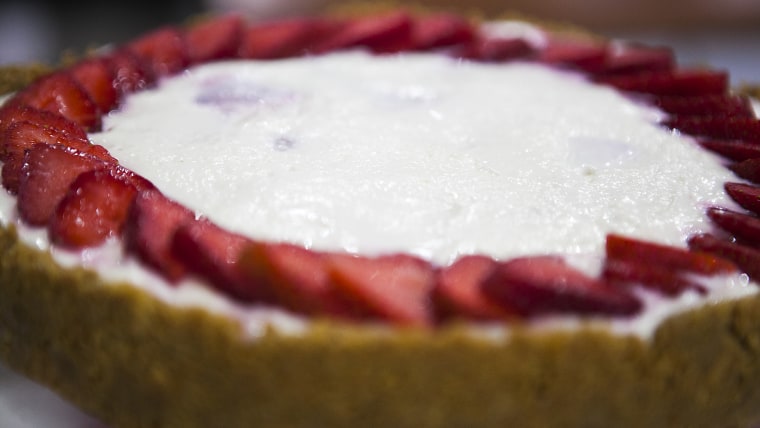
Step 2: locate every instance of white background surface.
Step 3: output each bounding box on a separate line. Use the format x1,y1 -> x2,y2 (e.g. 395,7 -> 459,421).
0,27 -> 758,428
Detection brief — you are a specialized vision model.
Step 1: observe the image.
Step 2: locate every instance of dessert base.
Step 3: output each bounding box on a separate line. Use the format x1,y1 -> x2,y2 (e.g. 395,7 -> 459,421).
2,225 -> 760,428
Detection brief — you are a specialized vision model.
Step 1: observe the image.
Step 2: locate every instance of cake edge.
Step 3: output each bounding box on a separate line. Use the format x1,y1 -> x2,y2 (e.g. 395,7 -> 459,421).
3,224 -> 760,427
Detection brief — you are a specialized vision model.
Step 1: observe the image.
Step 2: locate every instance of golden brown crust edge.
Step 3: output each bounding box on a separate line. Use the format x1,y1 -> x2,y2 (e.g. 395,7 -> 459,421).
2,225 -> 760,428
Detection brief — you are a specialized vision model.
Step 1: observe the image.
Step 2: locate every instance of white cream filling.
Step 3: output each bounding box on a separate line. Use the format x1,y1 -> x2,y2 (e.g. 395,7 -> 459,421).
0,50 -> 757,340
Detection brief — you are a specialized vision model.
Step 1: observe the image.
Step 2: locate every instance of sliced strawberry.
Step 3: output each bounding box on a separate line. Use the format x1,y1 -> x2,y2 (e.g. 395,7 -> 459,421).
171,219 -> 260,301
654,94 -> 754,118
49,168 -> 139,248
240,18 -> 327,59
538,37 -> 608,71
314,12 -> 413,54
602,259 -> 707,296
107,49 -> 155,97
186,14 -> 245,63
725,182 -> 760,215
124,189 -> 194,282
1,120 -> 115,193
699,139 -> 760,162
666,117 -> 760,141
411,13 -> 476,50
482,256 -> 642,317
238,242 -> 345,315
127,26 -> 188,77
12,72 -> 101,131
69,57 -> 119,113
596,43 -> 674,76
17,144 -> 107,226
706,207 -> 760,246
605,233 -> 736,275
0,103 -> 80,138
688,233 -> 760,280
730,158 -> 760,184
596,69 -> 729,96
327,253 -> 435,326
432,254 -> 512,321
456,37 -> 534,62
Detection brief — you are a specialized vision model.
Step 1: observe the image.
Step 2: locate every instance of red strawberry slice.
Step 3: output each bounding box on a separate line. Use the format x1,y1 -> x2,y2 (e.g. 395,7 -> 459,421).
482,255 -> 642,317
666,117 -> 760,141
605,233 -> 736,275
596,44 -> 674,76
327,253 -> 435,326
707,207 -> 760,246
725,182 -> 760,215
456,37 -> 534,62
688,233 -> 760,280
602,259 -> 707,296
171,219 -> 260,301
654,94 -> 754,118
314,12 -> 413,54
596,69 -> 729,96
69,57 -> 119,113
107,49 -> 155,97
538,37 -> 608,71
432,254 -> 513,321
1,120 -> 115,193
411,13 -> 476,50
186,13 -> 245,63
49,168 -> 139,248
238,242 -> 346,315
17,144 -> 107,226
0,103 -> 81,138
730,158 -> 760,184
699,140 -> 760,162
124,190 -> 194,282
11,72 -> 101,131
127,26 -> 188,77
240,18 -> 329,59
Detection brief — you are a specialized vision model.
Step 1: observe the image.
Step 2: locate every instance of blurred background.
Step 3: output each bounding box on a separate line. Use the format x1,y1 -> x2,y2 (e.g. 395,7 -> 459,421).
0,0 -> 758,84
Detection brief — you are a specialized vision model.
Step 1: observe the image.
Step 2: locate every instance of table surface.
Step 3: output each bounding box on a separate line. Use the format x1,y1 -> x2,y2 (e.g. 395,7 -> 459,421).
0,28 -> 758,428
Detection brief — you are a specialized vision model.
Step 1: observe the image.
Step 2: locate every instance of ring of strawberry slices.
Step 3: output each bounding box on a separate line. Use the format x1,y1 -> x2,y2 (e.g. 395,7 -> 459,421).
0,10 -> 759,328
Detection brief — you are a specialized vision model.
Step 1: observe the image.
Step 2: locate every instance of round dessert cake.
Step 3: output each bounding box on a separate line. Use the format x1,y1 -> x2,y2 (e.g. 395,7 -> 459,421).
1,8 -> 760,428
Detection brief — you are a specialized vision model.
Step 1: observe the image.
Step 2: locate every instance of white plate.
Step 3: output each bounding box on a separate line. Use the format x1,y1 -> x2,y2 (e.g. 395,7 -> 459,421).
0,361 -> 105,428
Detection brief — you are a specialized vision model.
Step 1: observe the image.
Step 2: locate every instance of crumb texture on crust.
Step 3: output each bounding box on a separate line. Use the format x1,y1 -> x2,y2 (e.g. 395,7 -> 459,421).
2,225 -> 760,428
0,65 -> 51,95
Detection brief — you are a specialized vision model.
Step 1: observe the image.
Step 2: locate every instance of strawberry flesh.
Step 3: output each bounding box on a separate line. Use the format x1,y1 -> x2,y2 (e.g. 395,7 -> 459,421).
314,12 -> 413,54
171,219 -> 258,301
17,144 -> 107,226
186,14 -> 244,63
596,69 -> 729,96
602,259 -> 707,296
596,44 -> 674,76
69,57 -> 119,113
725,182 -> 760,215
730,158 -> 760,184
124,190 -> 193,282
654,94 -> 754,118
106,49 -> 155,97
482,255 -> 642,317
688,234 -> 760,280
538,37 -> 608,71
706,207 -> 760,246
127,27 -> 188,77
457,37 -> 534,62
666,117 -> 760,141
411,13 -> 476,50
605,233 -> 736,275
433,254 -> 512,321
1,120 -> 115,193
49,168 -> 139,248
699,139 -> 760,162
240,18 -> 328,59
11,72 -> 101,131
327,253 -> 435,326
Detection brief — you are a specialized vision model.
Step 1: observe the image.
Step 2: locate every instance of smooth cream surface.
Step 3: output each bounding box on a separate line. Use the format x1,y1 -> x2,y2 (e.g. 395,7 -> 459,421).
92,52 -> 737,265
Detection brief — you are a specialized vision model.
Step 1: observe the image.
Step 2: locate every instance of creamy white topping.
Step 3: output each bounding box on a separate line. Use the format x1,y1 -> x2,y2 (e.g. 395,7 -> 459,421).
0,50 -> 756,339
93,52 -> 739,264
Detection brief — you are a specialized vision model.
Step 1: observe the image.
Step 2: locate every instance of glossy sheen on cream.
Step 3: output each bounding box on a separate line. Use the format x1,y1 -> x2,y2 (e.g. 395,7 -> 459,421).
92,52 -> 738,265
